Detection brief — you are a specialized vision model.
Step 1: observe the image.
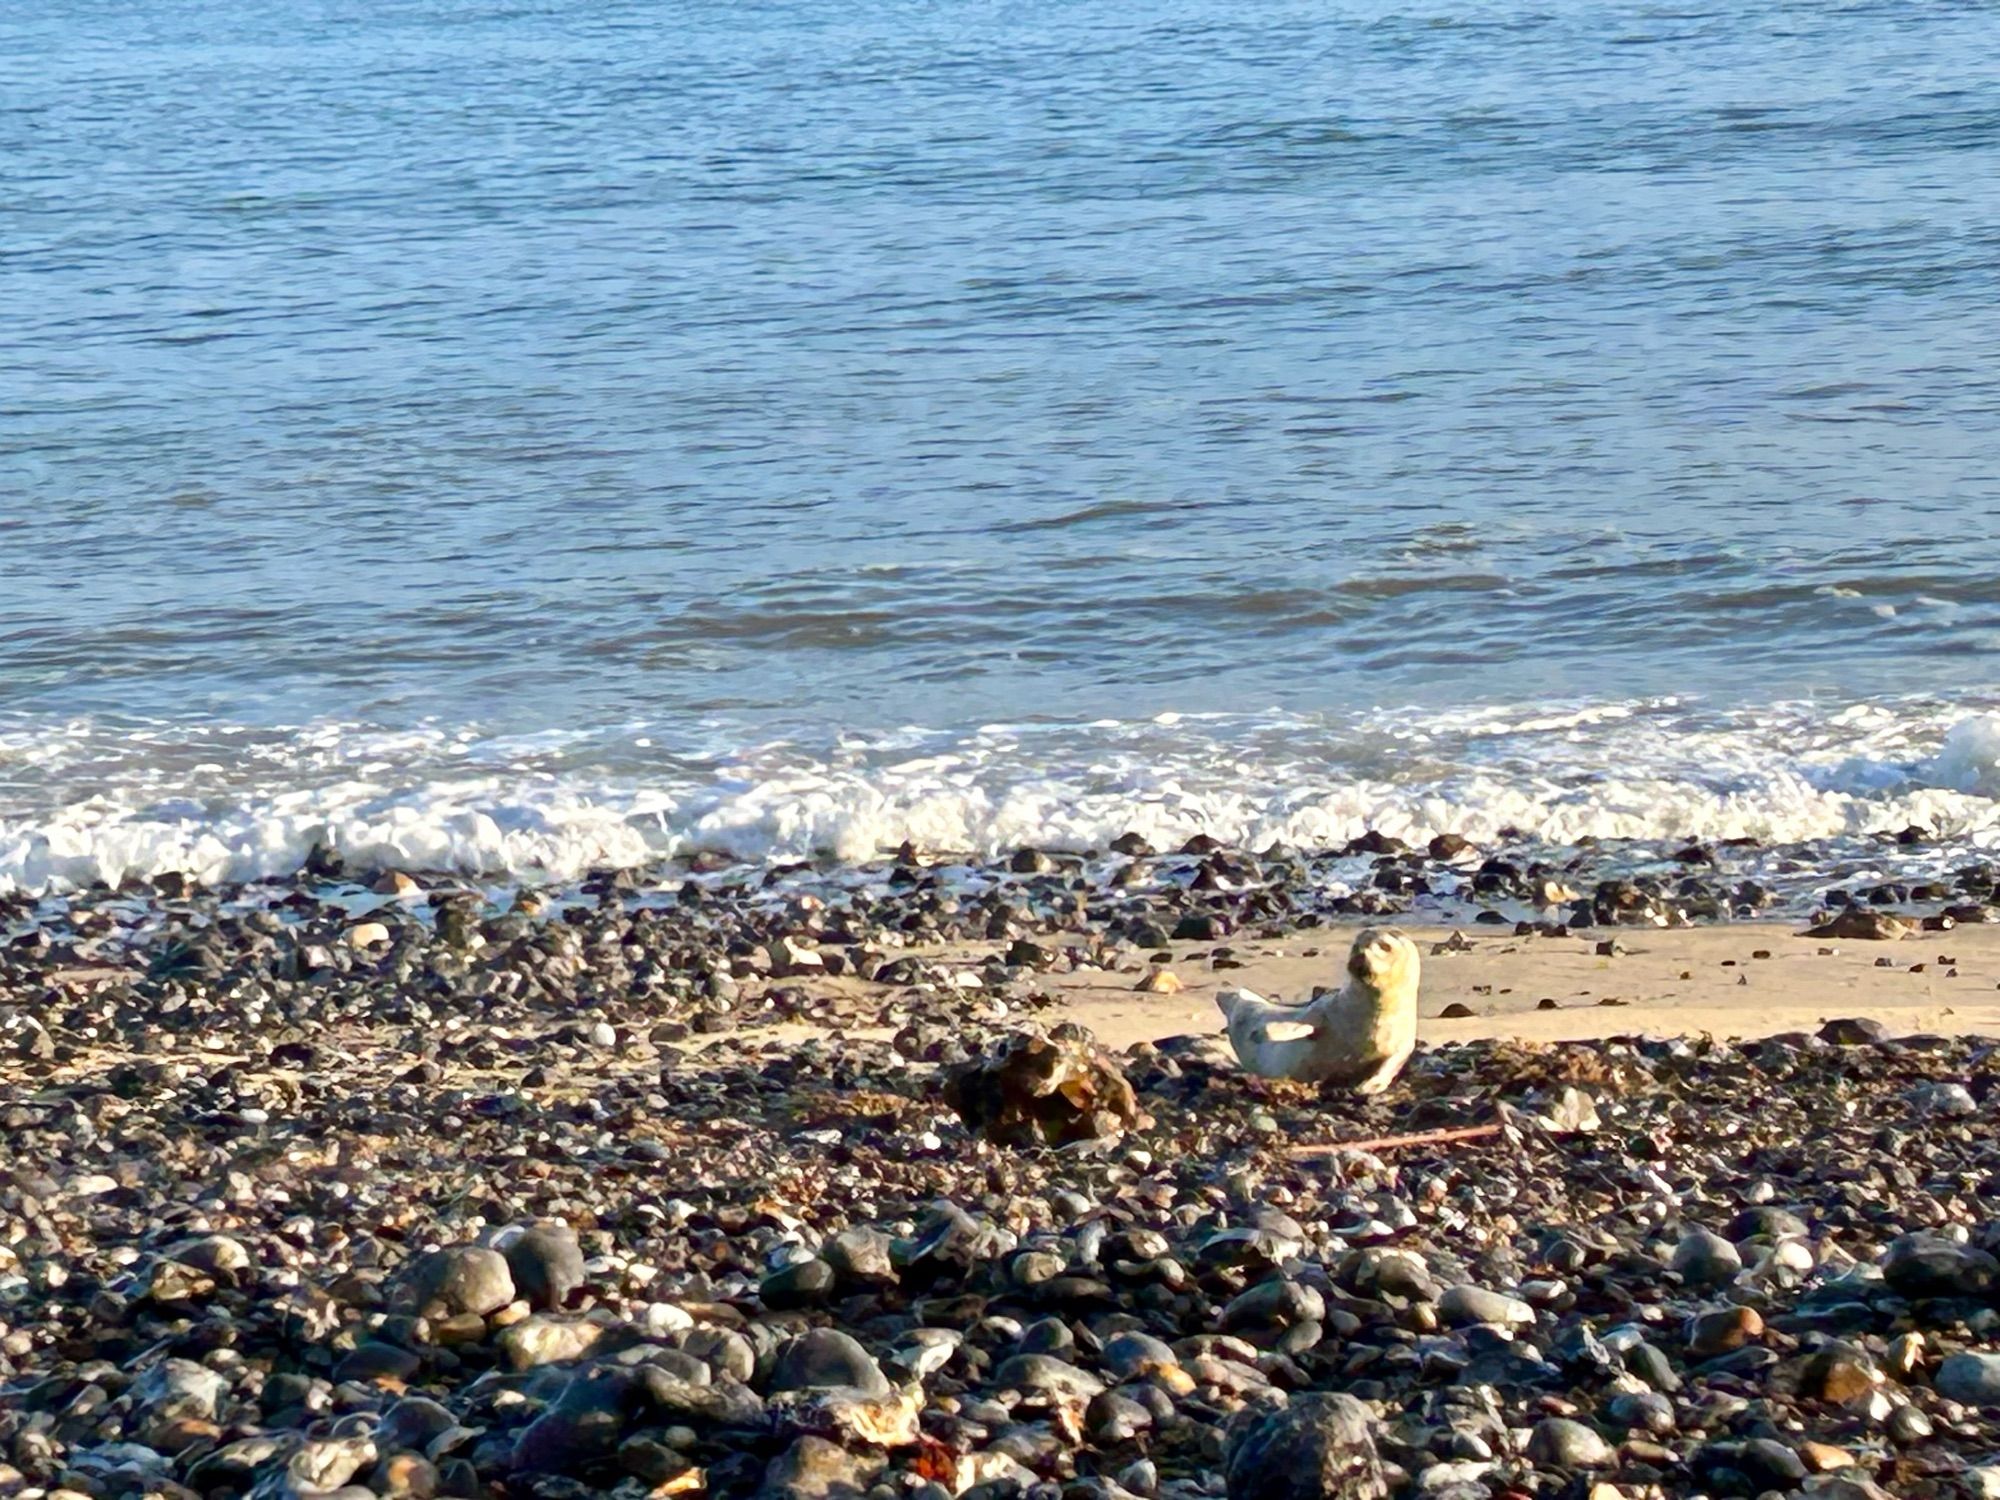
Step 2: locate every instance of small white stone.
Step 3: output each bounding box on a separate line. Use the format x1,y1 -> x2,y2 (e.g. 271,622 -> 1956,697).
642,1302 -> 693,1335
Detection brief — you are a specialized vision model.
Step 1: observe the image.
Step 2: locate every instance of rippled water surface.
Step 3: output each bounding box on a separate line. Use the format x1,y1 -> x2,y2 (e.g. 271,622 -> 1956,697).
4,0 -> 2000,883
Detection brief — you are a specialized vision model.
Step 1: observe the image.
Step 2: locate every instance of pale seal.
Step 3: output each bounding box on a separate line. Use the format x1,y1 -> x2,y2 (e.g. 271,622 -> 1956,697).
1215,926 -> 1420,1093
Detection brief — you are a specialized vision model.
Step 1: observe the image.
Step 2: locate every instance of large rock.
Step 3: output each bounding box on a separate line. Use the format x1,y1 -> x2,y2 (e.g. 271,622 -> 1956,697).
500,1225 -> 586,1311
1883,1232 -> 1999,1300
941,1024 -> 1150,1147
496,1315 -> 605,1370
512,1369 -> 647,1474
131,1358 -> 231,1447
1223,1393 -> 1390,1500
398,1246 -> 516,1317
1802,909 -> 1911,941
769,1330 -> 892,1397
767,1385 -> 923,1449
1936,1352 -> 2000,1407
756,1436 -> 882,1499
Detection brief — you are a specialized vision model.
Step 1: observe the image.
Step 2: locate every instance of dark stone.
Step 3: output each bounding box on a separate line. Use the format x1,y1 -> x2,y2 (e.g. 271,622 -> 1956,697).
503,1227 -> 587,1312
762,1257 -> 837,1310
768,1330 -> 891,1397
512,1369 -> 646,1475
1882,1232 -> 1999,1300
1223,1392 -> 1390,1500
1818,1017 -> 1891,1045
334,1342 -> 423,1384
399,1246 -> 516,1317
941,1025 -> 1149,1147
754,1435 -> 882,1499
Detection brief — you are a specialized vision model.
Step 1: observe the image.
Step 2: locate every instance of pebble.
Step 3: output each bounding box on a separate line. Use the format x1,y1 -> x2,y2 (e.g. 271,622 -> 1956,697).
1935,1351 -> 2000,1407
1223,1392 -> 1388,1500
496,1314 -> 605,1370
1685,1304 -> 1762,1355
1526,1417 -> 1616,1470
1670,1229 -> 1743,1287
1438,1284 -> 1535,1329
401,1246 -> 517,1317
501,1225 -> 587,1311
769,1330 -> 892,1397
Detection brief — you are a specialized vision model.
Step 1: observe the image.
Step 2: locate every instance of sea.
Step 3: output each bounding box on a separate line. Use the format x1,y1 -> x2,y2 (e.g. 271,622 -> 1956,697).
5,0 -> 2000,892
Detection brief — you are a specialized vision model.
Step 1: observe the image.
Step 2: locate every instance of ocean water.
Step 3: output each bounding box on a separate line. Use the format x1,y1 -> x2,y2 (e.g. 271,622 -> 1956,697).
5,0 -> 2000,889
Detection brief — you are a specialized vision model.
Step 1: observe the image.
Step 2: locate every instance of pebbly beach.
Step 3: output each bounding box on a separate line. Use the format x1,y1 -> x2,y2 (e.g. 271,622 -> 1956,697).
6,831 -> 2000,1500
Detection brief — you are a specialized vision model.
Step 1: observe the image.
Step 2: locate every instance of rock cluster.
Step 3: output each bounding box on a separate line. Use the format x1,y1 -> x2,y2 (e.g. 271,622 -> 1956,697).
942,1025 -> 1150,1147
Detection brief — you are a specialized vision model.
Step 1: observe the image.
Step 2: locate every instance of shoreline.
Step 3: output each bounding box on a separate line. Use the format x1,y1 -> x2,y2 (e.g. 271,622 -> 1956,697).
6,692 -> 2000,900
8,835 -> 2000,1061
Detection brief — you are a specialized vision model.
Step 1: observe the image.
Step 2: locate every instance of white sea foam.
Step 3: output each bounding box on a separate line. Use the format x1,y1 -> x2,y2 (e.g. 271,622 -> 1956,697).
3,697 -> 2000,893
1925,714 -> 2000,797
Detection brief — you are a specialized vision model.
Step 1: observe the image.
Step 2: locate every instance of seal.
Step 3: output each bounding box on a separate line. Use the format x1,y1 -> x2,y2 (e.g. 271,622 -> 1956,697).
1214,925 -> 1419,1092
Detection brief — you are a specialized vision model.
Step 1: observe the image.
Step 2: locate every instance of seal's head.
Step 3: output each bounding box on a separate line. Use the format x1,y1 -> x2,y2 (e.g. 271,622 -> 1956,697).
1347,926 -> 1420,997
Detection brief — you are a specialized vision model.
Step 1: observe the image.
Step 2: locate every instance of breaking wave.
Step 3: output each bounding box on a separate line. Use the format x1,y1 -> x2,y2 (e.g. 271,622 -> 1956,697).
4,696 -> 2000,893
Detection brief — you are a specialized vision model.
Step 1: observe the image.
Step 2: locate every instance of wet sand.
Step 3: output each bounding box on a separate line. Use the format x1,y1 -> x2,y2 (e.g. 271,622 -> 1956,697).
755,922 -> 2000,1056
1043,921 -> 2000,1050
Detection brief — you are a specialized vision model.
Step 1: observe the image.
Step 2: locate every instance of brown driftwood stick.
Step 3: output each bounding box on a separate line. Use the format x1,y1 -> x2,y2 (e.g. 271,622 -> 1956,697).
1284,1123 -> 1504,1158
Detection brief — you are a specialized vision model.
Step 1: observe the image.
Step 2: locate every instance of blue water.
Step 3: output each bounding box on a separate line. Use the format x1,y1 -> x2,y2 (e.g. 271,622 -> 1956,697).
4,0 -> 2000,885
